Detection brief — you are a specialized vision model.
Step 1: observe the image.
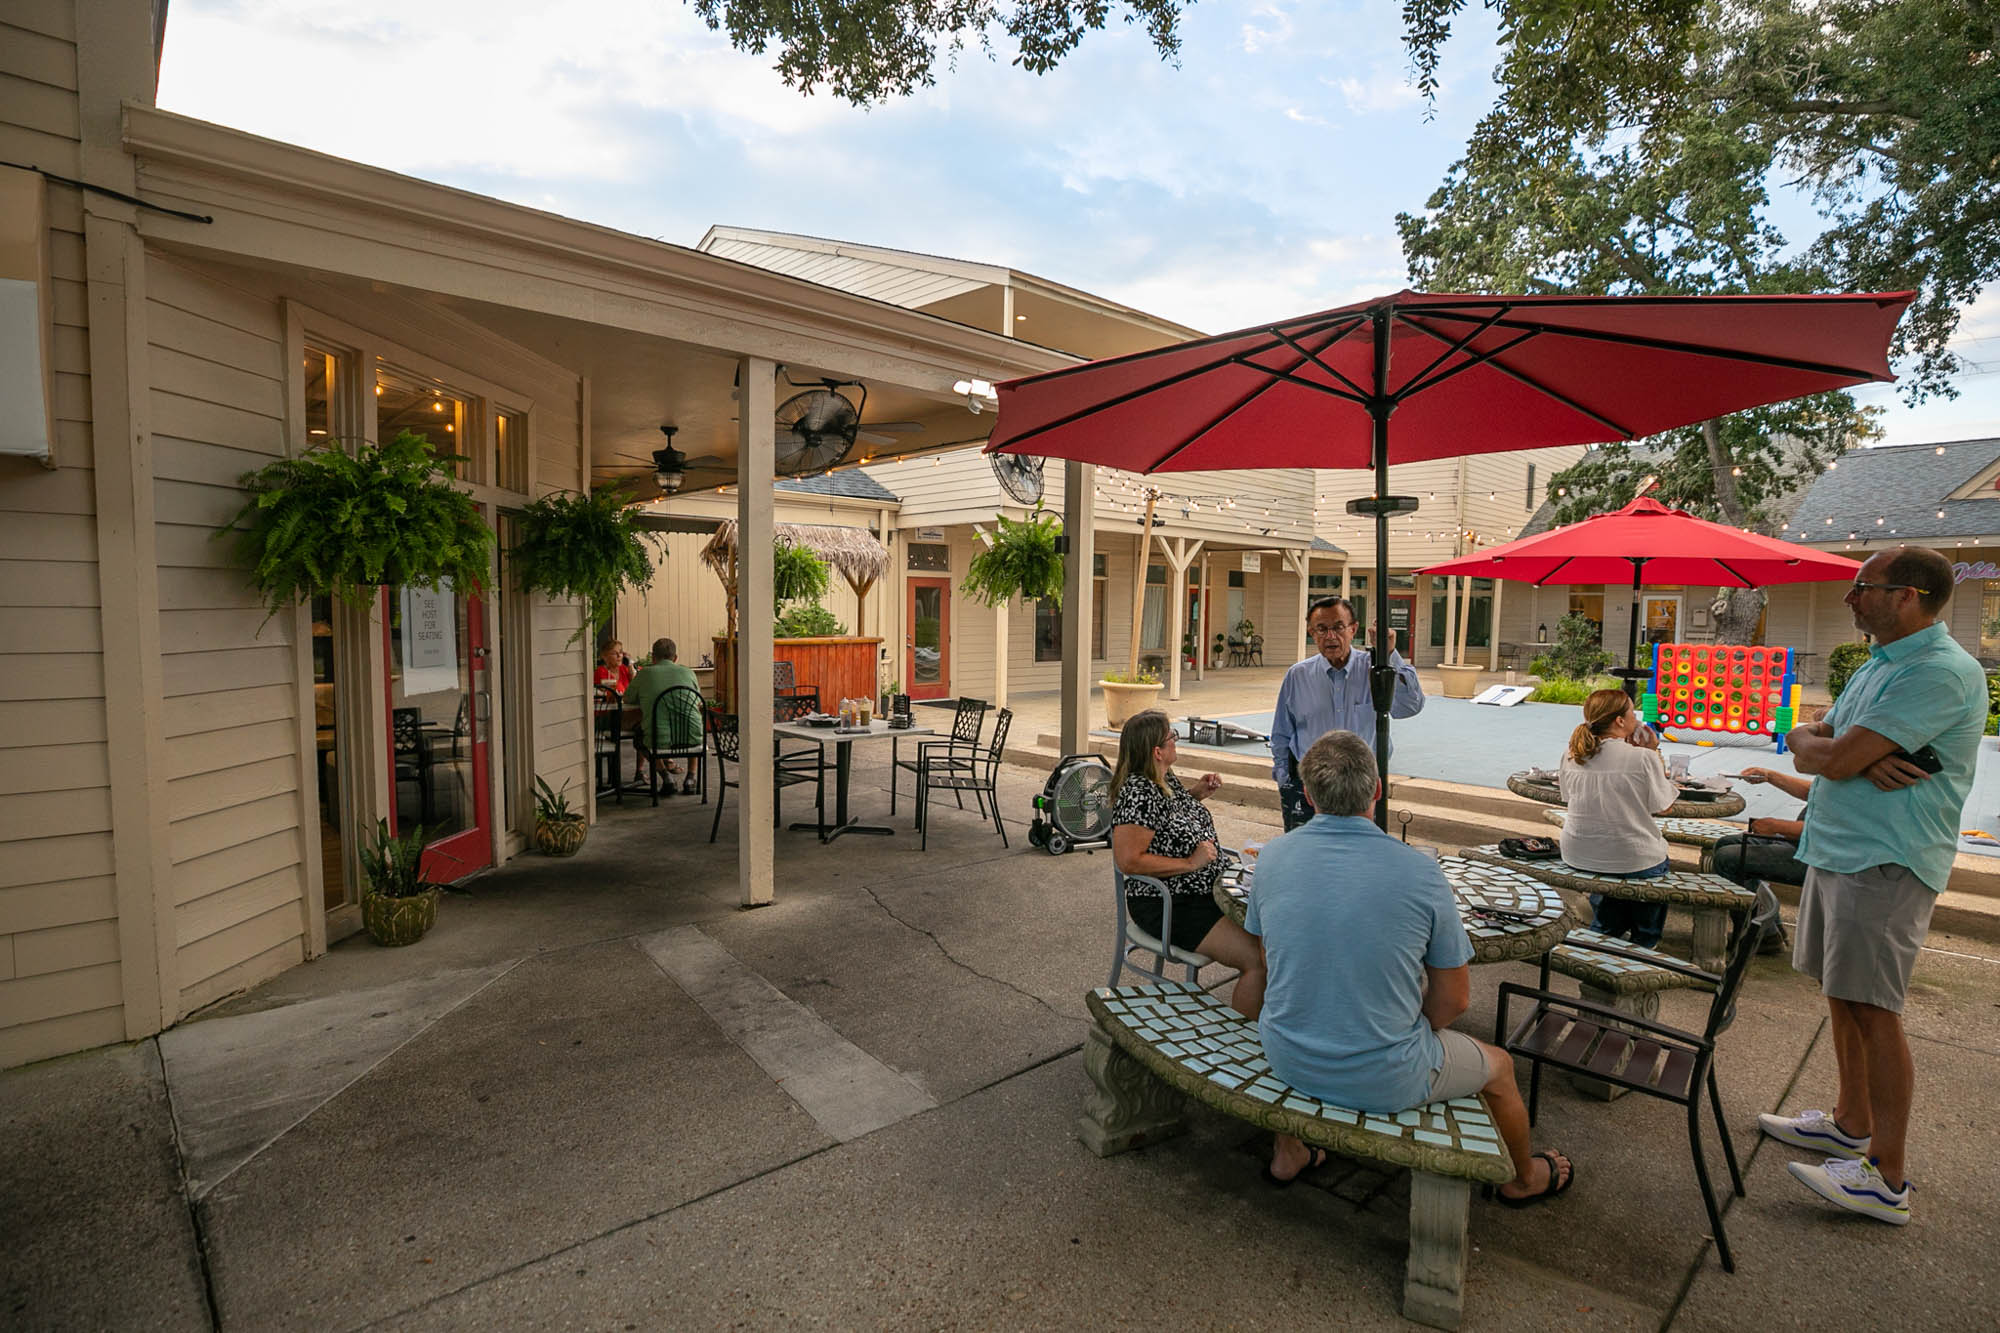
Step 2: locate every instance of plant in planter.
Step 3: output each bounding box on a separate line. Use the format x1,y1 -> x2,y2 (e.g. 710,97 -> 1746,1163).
533,777 -> 588,856
773,539 -> 831,611
1098,667 -> 1164,727
219,430 -> 494,623
961,507 -> 1064,607
774,603 -> 847,637
508,485 -> 656,646
357,818 -> 442,946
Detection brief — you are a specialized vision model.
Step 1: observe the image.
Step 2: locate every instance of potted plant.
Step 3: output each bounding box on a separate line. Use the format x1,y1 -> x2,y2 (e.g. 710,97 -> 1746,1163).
219,429 -> 494,622
509,485 -> 656,645
533,777 -> 588,856
1099,668 -> 1163,727
961,508 -> 1064,608
358,818 -> 442,947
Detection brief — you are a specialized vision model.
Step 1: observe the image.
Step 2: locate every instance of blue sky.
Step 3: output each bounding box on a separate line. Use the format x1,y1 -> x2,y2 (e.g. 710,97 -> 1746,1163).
155,0 -> 1999,445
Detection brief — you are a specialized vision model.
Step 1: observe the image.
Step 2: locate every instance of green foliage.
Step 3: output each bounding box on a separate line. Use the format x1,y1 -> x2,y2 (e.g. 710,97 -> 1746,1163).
358,818 -> 430,898
508,487 -> 655,645
1826,641 -> 1872,700
1528,675 -> 1622,705
533,776 -> 580,823
1528,614 -> 1614,682
219,431 -> 494,623
775,603 -> 848,637
962,508 -> 1065,608
689,0 -> 1187,104
772,540 -> 831,611
1987,672 -> 2000,737
1101,669 -> 1160,685
1400,0 -> 1998,402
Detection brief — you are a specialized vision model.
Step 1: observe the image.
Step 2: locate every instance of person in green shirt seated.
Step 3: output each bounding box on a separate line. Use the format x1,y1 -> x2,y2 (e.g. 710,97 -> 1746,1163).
624,638 -> 704,794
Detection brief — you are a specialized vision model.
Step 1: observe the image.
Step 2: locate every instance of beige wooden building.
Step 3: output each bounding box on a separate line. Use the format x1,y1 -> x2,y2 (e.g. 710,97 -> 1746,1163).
0,3 -> 1066,1069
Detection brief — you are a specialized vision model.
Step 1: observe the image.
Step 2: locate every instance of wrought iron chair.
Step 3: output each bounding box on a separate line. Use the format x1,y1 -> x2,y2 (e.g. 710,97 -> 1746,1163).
642,684 -> 709,806
916,708 -> 1011,849
594,684 -> 626,803
890,695 -> 987,815
1494,897 -> 1776,1273
390,706 -> 434,824
773,660 -> 819,712
1247,633 -> 1264,666
707,712 -> 825,842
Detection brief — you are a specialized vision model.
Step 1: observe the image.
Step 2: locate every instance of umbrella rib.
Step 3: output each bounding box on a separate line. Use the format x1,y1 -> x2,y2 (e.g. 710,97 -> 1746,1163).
1399,307 -> 1512,397
1408,308 -> 1894,382
1267,327 -> 1375,401
1396,318 -> 1641,438
1713,557 -> 1757,588
1148,359 -> 1322,471
1534,555 -> 1580,587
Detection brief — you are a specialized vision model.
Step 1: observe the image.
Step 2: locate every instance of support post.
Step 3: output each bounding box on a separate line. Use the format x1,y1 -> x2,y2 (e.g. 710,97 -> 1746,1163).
1076,1021 -> 1186,1156
993,598 -> 1009,708
1443,575 -> 1459,667
1488,577 -> 1504,671
737,357 -> 776,906
1403,1172 -> 1472,1330
1454,575 -> 1472,669
1283,549 -> 1310,664
1195,554 -> 1209,681
1059,462 -> 1094,754
1161,537 -> 1203,701
1127,491 -> 1157,678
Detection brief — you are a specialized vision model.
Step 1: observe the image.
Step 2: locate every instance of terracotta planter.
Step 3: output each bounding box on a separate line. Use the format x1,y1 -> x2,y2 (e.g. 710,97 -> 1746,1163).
535,815 -> 587,857
361,887 -> 440,947
1100,679 -> 1164,728
1437,663 -> 1484,699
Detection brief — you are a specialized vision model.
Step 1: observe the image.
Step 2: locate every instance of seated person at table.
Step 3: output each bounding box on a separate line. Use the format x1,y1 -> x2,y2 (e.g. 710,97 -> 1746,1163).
1558,688 -> 1678,949
1711,765 -> 1806,954
595,639 -> 633,695
1249,730 -> 1574,1200
626,638 -> 703,793
1110,710 -> 1266,1019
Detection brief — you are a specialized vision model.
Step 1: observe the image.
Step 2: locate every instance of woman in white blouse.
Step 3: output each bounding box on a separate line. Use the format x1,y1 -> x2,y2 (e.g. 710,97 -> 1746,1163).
1558,688 -> 1679,948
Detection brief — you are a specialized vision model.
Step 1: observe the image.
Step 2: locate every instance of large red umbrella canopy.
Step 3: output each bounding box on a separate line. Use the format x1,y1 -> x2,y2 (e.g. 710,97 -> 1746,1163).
1421,497 -> 1863,587
986,290 -> 1912,469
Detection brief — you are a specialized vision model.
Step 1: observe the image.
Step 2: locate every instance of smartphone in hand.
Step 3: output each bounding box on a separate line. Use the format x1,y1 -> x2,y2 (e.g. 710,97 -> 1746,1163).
1892,744 -> 1944,774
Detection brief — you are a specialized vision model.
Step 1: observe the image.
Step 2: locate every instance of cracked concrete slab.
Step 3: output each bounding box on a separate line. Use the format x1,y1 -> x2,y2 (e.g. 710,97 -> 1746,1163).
158,962 -> 515,1199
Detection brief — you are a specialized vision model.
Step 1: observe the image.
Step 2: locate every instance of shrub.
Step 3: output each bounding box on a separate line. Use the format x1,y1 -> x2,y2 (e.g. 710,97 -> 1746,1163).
1826,642 -> 1871,700
1987,671 -> 2000,736
1537,612 -> 1613,681
1529,674 -> 1621,705
775,603 -> 847,637
1101,669 -> 1160,685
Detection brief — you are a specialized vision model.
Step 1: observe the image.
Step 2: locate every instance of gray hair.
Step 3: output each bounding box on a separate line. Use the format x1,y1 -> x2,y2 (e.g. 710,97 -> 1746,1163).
1297,730 -> 1378,817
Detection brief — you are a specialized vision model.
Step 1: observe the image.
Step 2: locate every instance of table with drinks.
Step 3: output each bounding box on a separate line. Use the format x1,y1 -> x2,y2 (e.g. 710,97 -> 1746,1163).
775,695 -> 930,842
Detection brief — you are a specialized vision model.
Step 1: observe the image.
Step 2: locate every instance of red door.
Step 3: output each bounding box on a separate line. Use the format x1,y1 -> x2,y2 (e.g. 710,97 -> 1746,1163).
384,580 -> 492,882
907,577 -> 951,701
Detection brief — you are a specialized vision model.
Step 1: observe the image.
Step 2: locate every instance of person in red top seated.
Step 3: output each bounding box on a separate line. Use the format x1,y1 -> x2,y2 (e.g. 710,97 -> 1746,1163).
594,639 -> 633,695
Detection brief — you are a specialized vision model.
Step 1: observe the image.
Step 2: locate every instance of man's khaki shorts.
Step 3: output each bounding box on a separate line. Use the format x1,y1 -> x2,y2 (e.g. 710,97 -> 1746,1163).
1427,1028 -> 1492,1102
1795,863 -> 1936,1012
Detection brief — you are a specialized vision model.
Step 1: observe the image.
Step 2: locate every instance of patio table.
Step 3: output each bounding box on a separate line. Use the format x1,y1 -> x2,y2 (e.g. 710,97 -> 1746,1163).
1214,854 -> 1577,964
774,719 -> 934,843
1505,769 -> 1745,820
1540,808 -> 1748,850
1457,844 -> 1757,970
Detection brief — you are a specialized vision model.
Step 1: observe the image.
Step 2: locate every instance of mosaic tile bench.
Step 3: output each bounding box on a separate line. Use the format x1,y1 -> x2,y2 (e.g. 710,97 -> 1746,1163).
1546,928 -> 1721,997
1458,844 -> 1756,971
1541,808 -> 1748,849
1079,981 -> 1513,1330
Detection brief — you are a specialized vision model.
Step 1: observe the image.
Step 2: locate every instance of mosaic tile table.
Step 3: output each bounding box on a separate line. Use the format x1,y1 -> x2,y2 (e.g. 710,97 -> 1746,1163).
1079,980 -> 1512,1330
1458,845 -> 1757,971
1506,770 -> 1745,820
1214,856 -> 1578,965
1541,808 -> 1747,850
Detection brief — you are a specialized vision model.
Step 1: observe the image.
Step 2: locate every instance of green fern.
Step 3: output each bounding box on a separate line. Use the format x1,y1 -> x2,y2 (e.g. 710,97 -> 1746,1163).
508,485 -> 656,644
219,431 -> 494,623
962,508 -> 1064,608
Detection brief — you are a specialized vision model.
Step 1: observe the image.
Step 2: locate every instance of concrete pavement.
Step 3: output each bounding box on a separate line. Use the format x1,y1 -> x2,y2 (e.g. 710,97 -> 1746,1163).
5,746 -> 1998,1330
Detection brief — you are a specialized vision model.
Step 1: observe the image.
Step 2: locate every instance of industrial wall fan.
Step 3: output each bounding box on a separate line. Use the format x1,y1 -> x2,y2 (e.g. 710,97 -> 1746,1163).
991,452 -> 1045,505
773,378 -> 923,477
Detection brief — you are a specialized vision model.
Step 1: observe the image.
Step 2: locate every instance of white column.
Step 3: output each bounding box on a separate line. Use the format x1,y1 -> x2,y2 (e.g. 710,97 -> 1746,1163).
1488,578 -> 1504,670
1455,576 -> 1473,668
993,598 -> 1009,708
1443,575 -> 1459,666
1161,537 -> 1203,701
737,356 -> 776,907
1195,554 -> 1210,681
1060,462 -> 1095,753
1340,563 -> 1352,599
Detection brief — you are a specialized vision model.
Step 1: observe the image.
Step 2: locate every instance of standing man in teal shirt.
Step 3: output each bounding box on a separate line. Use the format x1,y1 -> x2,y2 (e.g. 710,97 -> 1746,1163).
1762,547 -> 1985,1225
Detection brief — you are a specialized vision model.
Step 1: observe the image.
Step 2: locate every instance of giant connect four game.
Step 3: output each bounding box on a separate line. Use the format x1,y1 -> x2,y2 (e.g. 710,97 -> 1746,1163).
1642,642 -> 1802,753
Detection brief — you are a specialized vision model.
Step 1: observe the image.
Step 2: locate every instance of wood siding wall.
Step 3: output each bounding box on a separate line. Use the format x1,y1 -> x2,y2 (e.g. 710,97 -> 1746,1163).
0,0 -> 124,1067
701,236 -> 984,311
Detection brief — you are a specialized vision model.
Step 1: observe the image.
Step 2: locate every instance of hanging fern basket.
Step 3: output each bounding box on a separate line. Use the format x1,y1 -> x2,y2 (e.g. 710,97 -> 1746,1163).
218,430 -> 495,621
507,485 -> 657,645
962,509 -> 1065,608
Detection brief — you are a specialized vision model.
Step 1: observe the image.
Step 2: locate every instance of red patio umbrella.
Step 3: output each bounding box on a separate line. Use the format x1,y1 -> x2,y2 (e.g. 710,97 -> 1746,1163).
987,289 -> 1910,824
1420,495 -> 1863,684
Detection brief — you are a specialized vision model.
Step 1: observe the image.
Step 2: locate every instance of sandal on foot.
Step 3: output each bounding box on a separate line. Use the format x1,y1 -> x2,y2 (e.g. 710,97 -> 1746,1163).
1488,1150 -> 1575,1207
1262,1145 -> 1331,1188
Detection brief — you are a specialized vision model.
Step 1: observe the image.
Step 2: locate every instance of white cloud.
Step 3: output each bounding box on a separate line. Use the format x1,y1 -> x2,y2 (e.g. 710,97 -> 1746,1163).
1331,69 -> 1424,114
1241,5 -> 1294,54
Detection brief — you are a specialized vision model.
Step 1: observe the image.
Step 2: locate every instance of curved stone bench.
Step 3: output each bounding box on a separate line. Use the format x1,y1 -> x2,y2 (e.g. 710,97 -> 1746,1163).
1079,982 -> 1512,1330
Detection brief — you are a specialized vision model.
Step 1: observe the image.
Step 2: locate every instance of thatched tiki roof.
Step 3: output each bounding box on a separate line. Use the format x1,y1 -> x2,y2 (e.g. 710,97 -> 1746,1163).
700,522 -> 892,634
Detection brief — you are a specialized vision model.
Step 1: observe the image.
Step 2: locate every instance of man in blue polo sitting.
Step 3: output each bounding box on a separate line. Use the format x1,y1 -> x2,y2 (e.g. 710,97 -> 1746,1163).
1245,730 -> 1573,1204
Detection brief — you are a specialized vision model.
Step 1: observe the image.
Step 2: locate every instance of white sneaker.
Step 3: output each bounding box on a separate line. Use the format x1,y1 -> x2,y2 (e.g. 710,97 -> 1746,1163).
1758,1108 -> 1870,1159
1787,1155 -> 1911,1226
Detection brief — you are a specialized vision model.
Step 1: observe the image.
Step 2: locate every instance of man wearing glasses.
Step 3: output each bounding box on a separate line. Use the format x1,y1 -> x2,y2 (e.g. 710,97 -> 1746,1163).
1762,546 -> 1984,1226
1269,596 -> 1425,830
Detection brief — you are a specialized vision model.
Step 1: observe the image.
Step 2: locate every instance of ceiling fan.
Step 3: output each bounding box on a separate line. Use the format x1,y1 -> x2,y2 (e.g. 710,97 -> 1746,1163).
991,452 -> 1045,505
594,426 -> 732,495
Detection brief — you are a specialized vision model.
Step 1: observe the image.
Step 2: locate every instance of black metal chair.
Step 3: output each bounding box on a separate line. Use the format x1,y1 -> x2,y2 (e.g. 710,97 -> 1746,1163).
391,706 -> 433,824
708,712 -> 826,842
594,684 -> 627,803
1494,897 -> 1776,1273
773,694 -> 834,810
890,695 -> 987,815
1247,633 -> 1264,666
917,707 -> 1011,849
642,684 -> 709,806
773,660 -> 819,712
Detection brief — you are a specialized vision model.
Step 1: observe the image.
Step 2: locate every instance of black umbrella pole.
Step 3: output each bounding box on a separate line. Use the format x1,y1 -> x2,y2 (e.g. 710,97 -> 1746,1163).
1369,309 -> 1392,829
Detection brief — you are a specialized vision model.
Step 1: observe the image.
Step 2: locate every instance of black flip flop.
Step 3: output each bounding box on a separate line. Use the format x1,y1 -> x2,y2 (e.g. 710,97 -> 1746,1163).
1489,1150 -> 1575,1207
1262,1145 -> 1331,1188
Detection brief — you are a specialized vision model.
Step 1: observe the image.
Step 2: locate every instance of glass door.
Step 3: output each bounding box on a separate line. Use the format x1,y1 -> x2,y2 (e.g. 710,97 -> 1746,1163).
907,577 -> 951,700
386,578 -> 492,882
1643,594 -> 1683,647
1386,593 -> 1416,657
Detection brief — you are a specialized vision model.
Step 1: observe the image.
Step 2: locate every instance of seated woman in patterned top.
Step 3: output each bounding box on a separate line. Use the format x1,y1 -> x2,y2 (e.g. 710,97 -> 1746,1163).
1110,709 -> 1267,1018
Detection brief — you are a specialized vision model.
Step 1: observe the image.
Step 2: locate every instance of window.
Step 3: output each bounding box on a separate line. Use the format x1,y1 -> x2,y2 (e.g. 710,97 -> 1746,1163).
495,409 -> 528,493
1526,463 -> 1537,510
1227,570 -> 1245,588
302,344 -> 348,448
1430,577 -> 1494,649
907,542 -> 950,572
376,363 -> 474,478
1308,573 -> 1340,591
1033,554 -> 1108,660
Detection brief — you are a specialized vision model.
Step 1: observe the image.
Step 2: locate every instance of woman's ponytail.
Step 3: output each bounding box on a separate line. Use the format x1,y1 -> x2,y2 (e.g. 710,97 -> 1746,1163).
1568,722 -> 1602,765
1568,688 -> 1632,765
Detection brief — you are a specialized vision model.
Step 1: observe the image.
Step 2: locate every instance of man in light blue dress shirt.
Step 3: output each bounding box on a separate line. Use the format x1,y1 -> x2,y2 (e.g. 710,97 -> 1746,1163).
1269,597 -> 1425,829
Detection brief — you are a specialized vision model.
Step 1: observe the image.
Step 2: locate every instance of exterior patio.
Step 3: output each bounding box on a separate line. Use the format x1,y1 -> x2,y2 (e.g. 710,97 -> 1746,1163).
6,750 -> 1998,1329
